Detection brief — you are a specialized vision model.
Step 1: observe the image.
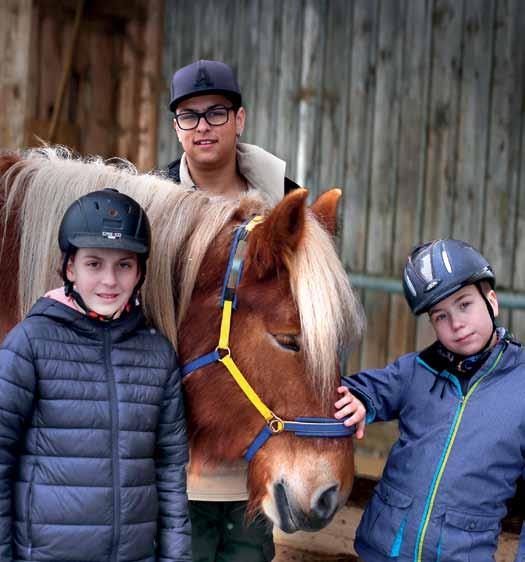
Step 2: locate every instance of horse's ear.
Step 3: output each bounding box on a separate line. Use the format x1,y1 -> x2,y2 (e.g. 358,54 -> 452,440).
247,188 -> 309,278
310,188 -> 342,236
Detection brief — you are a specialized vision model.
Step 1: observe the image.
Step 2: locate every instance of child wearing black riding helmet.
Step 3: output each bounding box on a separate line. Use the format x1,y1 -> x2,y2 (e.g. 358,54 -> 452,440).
0,188 -> 191,562
334,239 -> 525,562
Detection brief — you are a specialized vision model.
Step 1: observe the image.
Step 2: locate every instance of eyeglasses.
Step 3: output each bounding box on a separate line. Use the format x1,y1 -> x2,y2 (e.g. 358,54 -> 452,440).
174,106 -> 234,130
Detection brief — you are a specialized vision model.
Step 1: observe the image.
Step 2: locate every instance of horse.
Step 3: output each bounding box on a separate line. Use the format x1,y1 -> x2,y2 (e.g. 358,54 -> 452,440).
0,147 -> 365,533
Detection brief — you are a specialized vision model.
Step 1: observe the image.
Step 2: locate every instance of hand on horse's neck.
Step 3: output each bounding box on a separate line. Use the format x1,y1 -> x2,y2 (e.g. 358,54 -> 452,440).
187,159 -> 248,198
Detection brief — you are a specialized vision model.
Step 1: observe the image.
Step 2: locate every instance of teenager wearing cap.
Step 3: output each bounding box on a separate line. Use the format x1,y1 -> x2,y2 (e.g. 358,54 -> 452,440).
167,60 -> 298,561
167,59 -> 298,203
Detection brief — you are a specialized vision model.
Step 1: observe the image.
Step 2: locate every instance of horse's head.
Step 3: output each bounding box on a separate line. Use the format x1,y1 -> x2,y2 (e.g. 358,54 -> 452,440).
178,188 -> 364,532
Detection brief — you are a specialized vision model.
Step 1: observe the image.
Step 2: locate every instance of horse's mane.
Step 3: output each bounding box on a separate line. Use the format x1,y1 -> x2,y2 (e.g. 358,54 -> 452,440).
1,147 -> 363,397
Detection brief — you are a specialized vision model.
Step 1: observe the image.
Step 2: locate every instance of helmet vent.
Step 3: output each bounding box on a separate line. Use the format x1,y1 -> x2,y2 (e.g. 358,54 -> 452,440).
94,202 -> 100,211
442,249 -> 452,273
404,272 -> 416,297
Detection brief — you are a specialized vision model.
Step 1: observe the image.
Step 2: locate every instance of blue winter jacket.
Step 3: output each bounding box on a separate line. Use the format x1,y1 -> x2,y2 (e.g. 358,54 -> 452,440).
343,329 -> 525,562
0,298 -> 191,562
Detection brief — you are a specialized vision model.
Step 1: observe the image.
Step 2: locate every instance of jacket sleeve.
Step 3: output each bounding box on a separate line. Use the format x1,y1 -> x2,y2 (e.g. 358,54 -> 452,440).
341,355 -> 414,423
155,354 -> 191,562
0,325 -> 36,562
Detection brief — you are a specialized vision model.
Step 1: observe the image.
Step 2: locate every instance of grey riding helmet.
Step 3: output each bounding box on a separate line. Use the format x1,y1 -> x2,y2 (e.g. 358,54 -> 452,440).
402,239 -> 495,315
169,60 -> 242,112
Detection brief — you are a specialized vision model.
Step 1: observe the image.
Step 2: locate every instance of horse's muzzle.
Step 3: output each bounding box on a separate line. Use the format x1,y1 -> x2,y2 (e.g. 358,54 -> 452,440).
273,480 -> 340,533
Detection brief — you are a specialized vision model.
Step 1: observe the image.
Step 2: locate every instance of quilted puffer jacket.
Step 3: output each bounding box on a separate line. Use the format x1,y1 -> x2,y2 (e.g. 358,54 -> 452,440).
0,297 -> 191,562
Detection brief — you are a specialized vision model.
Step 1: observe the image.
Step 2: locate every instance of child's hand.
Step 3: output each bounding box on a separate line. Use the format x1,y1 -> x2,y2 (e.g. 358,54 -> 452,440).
334,386 -> 366,440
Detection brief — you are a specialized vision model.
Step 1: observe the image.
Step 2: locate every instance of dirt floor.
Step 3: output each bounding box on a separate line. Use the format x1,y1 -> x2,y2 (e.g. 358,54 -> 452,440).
274,545 -> 358,562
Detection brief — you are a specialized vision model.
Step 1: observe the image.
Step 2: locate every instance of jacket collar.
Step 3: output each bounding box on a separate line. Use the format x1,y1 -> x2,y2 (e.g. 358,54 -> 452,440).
27,297 -> 146,342
179,142 -> 286,205
418,328 -> 520,380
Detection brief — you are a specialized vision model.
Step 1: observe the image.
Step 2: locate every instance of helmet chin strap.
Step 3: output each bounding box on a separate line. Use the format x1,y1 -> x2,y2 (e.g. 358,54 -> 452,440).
474,281 -> 497,355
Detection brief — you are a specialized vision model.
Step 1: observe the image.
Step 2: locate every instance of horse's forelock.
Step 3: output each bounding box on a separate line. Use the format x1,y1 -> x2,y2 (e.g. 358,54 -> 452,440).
288,214 -> 365,401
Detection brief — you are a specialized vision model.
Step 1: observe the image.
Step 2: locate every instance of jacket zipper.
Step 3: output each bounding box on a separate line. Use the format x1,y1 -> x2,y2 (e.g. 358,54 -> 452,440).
105,329 -> 121,562
413,347 -> 505,562
25,463 -> 36,559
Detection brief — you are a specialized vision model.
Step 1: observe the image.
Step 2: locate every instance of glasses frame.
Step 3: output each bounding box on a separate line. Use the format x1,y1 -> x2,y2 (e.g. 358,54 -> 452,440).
174,105 -> 235,130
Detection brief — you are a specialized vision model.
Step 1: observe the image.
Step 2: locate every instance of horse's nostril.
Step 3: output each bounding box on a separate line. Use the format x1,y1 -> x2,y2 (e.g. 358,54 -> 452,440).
311,483 -> 339,521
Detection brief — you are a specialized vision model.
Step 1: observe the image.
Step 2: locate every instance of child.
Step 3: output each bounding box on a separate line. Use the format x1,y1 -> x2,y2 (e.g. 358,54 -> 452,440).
335,239 -> 525,562
0,189 -> 191,562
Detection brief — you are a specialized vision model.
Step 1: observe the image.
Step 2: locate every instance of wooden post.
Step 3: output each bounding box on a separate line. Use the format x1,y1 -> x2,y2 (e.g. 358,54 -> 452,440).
0,0 -> 32,149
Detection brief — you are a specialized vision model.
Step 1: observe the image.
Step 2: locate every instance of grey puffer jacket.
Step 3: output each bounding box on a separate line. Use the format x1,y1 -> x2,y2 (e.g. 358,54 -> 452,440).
0,298 -> 191,562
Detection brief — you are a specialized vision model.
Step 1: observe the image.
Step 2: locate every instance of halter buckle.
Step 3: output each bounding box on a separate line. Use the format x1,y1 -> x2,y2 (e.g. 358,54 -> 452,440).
267,416 -> 284,434
216,346 -> 231,361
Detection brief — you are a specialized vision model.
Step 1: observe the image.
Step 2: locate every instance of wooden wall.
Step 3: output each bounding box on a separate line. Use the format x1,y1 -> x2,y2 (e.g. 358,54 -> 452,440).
159,0 -> 525,365
0,0 -> 164,170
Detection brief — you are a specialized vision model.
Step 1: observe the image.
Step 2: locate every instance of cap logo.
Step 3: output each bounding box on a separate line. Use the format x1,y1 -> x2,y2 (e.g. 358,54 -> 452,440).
194,67 -> 213,89
102,231 -> 122,240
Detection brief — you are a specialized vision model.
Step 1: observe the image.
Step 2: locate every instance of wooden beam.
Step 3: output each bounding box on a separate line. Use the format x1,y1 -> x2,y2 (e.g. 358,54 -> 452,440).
35,0 -> 144,22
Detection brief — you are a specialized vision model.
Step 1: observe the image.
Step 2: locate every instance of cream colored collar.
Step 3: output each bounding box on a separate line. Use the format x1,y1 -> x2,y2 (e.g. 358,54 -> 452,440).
179,142 -> 286,205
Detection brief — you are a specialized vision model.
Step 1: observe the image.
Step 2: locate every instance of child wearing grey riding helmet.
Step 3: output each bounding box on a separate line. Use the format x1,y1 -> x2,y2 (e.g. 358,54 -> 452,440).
0,188 -> 191,562
334,239 -> 525,562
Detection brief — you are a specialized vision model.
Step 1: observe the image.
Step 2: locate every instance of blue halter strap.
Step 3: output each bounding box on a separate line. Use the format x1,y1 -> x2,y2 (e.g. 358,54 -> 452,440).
181,216 -> 356,461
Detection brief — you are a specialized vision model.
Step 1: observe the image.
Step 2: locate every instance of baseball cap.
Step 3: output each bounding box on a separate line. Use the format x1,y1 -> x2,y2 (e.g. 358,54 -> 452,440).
169,60 -> 242,112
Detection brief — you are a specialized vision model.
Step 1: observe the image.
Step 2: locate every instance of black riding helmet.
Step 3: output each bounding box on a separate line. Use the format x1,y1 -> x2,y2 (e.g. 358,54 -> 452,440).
403,239 -> 495,316
58,188 -> 151,312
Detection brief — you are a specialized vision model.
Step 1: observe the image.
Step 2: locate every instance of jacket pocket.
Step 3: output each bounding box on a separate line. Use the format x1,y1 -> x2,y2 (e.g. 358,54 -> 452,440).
356,480 -> 413,558
440,509 -> 499,562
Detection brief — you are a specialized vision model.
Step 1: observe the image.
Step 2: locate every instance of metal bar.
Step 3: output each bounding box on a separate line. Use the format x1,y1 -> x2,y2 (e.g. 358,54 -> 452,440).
348,272 -> 525,310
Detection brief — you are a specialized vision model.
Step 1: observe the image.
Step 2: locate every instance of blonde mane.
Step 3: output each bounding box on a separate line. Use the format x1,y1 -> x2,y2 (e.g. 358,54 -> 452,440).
2,147 -> 364,398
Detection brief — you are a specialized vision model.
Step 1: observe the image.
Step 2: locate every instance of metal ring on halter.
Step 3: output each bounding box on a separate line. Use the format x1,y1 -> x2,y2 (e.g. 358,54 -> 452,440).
268,417 -> 284,434
216,347 -> 231,361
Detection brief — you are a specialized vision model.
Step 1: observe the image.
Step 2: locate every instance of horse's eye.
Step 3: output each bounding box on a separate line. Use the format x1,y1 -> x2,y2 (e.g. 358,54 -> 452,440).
272,333 -> 301,352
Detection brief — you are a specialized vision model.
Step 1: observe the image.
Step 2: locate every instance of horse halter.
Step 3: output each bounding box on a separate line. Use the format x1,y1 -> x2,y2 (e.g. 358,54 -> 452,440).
181,216 -> 356,461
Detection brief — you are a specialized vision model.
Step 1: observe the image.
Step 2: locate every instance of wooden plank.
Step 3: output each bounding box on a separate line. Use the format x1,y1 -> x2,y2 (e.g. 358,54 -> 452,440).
37,11 -> 63,123
136,0 -> 164,171
274,0 -> 304,177
340,0 -> 378,274
453,0 -> 495,246
509,2 -> 525,341
387,1 -> 432,361
156,0 -> 181,168
0,0 -> 32,149
251,0 -> 279,155
415,0 -> 463,350
25,0 -> 40,129
361,0 -> 404,370
236,0 -> 260,142
318,0 -> 352,192
116,17 -> 142,162
296,0 -> 327,195
483,0 -> 525,293
421,0 -> 463,241
85,22 -> 116,156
